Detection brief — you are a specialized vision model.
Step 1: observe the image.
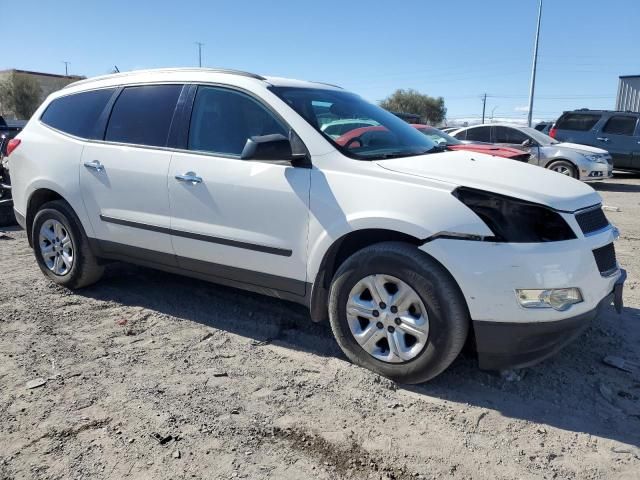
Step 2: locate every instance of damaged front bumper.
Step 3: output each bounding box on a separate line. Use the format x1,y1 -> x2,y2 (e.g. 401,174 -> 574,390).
473,269 -> 626,371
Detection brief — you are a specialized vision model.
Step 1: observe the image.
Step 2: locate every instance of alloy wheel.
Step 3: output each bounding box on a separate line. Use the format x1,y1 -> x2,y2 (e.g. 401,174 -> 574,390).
346,274 -> 429,363
39,219 -> 74,276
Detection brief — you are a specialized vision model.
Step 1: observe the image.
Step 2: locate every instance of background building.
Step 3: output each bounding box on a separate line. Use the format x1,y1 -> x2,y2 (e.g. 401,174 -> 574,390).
616,75 -> 640,112
0,69 -> 84,119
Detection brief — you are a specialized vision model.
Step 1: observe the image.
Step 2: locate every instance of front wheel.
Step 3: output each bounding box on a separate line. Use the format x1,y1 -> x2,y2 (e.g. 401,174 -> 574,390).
547,160 -> 578,179
328,242 -> 469,384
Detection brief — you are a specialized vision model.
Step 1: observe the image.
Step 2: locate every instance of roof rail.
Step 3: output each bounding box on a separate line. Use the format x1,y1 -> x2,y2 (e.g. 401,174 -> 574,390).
65,67 -> 266,89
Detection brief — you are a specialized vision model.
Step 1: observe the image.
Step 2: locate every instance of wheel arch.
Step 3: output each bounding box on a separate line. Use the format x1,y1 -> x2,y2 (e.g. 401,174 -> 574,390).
308,228 -> 423,323
543,157 -> 576,169
25,188 -> 66,247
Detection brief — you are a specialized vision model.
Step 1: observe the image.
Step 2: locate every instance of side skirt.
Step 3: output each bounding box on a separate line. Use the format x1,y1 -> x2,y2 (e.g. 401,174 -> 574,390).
87,238 -> 311,307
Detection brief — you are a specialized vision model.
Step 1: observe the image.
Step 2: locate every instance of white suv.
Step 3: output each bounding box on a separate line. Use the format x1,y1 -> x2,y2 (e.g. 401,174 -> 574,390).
7,68 -> 625,383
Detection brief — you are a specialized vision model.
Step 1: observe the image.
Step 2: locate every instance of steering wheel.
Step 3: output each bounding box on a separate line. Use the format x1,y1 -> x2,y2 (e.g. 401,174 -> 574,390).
344,136 -> 364,149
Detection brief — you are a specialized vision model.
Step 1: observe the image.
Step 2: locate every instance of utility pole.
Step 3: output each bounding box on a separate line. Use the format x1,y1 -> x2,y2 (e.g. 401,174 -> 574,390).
490,105 -> 498,123
527,0 -> 543,127
195,42 -> 204,67
481,93 -> 487,124
62,61 -> 70,76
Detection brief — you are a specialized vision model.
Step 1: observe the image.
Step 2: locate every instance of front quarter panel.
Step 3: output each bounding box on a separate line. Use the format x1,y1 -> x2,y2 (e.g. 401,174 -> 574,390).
306,152 -> 493,279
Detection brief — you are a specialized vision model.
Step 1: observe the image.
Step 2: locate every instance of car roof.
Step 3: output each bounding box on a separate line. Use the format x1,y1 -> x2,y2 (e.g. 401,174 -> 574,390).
560,109 -> 639,115
60,67 -> 343,96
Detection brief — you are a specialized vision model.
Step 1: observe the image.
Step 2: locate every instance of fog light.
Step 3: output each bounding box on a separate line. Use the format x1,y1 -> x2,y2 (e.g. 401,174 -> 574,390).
516,288 -> 583,311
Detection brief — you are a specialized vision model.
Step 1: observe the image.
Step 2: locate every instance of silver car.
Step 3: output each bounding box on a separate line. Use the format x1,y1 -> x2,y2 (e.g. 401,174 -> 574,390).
450,123 -> 613,181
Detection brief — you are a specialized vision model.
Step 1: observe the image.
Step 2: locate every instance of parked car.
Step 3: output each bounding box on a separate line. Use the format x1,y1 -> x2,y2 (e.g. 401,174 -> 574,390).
534,121 -> 553,135
320,118 -> 378,139
450,123 -> 613,181
0,117 -> 26,226
8,68 -> 624,383
411,124 -> 531,161
550,109 -> 640,171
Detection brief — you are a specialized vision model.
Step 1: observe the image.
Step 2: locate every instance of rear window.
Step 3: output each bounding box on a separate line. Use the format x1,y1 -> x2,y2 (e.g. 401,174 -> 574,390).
555,113 -> 601,131
40,88 -> 116,138
602,115 -> 638,136
105,85 -> 182,147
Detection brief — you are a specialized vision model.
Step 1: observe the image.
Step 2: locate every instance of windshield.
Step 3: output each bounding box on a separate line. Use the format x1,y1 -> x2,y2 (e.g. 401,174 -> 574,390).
520,126 -> 558,146
414,126 -> 462,146
269,87 -> 437,160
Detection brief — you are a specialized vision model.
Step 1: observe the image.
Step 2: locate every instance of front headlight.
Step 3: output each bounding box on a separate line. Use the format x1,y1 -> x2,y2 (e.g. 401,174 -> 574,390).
516,288 -> 583,311
584,153 -> 608,164
453,187 -> 576,242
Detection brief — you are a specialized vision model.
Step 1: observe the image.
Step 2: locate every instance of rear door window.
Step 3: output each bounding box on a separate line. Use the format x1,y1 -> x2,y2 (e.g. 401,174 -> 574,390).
602,115 -> 638,136
463,126 -> 491,142
105,84 -> 182,147
41,88 -> 116,138
188,86 -> 287,156
494,126 -> 529,144
555,113 -> 601,131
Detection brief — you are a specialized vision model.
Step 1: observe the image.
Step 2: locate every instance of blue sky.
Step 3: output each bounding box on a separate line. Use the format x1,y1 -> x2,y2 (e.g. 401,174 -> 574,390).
5,0 -> 639,124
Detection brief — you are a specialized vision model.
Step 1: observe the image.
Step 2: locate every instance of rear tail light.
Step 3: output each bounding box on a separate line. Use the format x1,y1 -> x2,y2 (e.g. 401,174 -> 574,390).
6,138 -> 21,156
549,126 -> 557,138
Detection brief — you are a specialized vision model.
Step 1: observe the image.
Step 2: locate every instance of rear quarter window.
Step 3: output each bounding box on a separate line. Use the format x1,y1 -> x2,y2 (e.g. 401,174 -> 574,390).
40,88 -> 116,138
555,113 -> 601,131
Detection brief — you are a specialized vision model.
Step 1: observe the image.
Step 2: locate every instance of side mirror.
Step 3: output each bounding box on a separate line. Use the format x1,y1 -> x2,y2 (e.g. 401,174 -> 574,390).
240,131 -> 310,167
521,138 -> 534,147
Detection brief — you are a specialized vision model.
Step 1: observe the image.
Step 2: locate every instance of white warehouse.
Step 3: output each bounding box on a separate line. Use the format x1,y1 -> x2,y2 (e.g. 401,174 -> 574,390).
616,75 -> 640,112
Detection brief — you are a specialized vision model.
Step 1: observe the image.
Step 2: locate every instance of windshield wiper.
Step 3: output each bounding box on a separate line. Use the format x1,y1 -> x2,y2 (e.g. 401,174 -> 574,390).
363,149 -> 436,160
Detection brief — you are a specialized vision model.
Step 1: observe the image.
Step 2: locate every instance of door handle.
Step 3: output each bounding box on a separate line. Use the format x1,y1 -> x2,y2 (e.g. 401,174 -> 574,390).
175,172 -> 202,184
83,160 -> 104,171
596,137 -> 609,142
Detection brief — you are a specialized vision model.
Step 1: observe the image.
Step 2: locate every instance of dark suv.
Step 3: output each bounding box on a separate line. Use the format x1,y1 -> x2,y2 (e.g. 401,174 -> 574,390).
550,109 -> 640,170
0,116 -> 27,225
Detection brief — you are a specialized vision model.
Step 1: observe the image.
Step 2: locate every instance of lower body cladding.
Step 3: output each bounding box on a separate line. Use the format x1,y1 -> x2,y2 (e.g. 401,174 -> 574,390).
420,227 -> 624,370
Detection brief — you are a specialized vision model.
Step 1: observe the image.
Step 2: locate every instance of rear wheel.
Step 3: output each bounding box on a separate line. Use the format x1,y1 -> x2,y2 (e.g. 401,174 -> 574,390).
548,160 -> 578,179
32,200 -> 104,288
328,242 -> 469,384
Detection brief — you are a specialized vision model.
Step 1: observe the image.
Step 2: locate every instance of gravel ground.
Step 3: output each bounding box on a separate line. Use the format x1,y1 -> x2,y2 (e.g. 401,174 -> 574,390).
1,174 -> 639,480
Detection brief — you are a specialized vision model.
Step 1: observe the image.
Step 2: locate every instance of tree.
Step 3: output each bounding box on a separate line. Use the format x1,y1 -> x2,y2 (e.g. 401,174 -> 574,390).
0,72 -> 41,119
380,89 -> 446,125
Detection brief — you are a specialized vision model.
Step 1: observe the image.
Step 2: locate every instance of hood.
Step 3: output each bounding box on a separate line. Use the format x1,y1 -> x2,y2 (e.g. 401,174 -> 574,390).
556,142 -> 609,155
376,150 -> 601,212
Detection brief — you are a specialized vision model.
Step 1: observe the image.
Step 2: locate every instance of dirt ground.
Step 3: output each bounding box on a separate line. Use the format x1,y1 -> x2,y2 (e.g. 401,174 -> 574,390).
1,174 -> 639,480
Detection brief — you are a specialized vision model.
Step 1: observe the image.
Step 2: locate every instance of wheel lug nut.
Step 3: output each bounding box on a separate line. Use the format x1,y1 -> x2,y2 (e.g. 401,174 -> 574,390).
390,306 -> 398,313
387,326 -> 395,333
372,310 -> 379,317
376,322 -> 383,329
394,317 -> 401,325
379,302 -> 387,309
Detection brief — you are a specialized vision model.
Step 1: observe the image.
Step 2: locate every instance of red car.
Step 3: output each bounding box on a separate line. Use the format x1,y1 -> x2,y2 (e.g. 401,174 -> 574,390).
411,125 -> 530,161
334,124 -> 529,162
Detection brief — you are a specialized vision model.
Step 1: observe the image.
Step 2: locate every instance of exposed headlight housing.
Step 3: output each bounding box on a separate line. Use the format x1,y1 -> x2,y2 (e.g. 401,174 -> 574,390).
516,288 -> 583,311
584,153 -> 608,164
453,187 -> 576,242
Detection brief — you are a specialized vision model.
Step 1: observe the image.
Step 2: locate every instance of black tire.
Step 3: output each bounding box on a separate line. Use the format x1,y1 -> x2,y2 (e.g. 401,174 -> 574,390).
32,200 -> 104,288
0,204 -> 16,227
328,242 -> 469,384
547,160 -> 578,179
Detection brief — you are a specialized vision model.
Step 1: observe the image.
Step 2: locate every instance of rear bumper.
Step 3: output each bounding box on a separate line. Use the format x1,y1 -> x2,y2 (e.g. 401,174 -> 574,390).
473,269 -> 626,370
13,207 -> 26,229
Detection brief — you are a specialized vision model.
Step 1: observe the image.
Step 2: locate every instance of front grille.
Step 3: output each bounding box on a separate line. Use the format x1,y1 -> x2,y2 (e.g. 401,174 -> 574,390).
593,243 -> 617,276
576,207 -> 609,235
